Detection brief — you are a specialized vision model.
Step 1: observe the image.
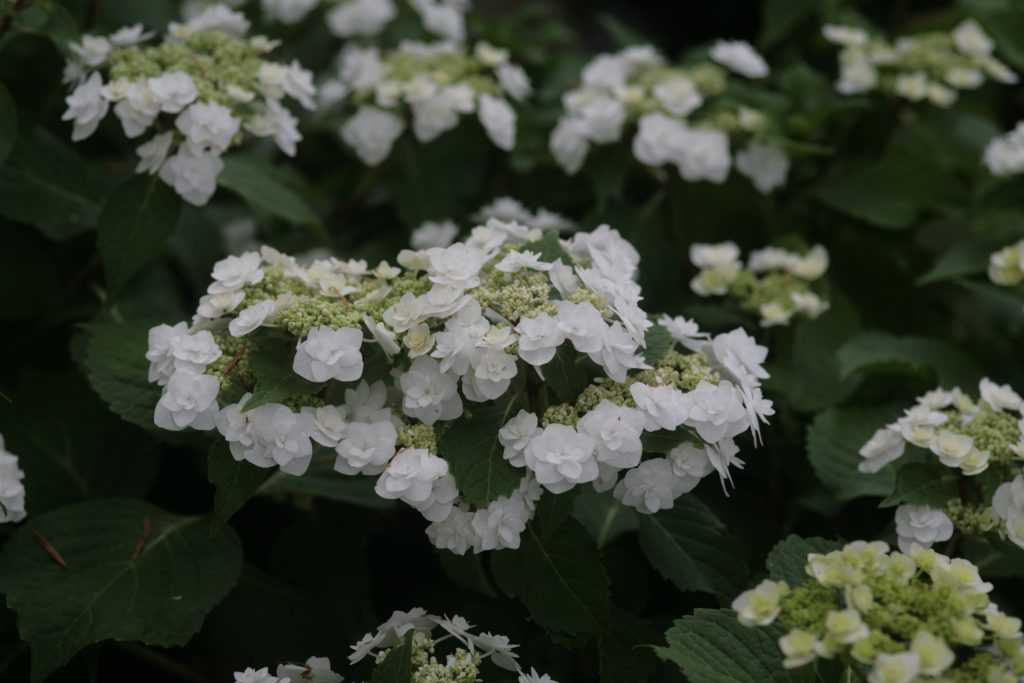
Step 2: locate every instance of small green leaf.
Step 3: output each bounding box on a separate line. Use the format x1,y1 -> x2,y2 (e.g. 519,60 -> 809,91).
880,462 -> 961,509
655,609 -> 815,683
643,323 -> 675,366
806,403 -> 906,502
218,156 -> 320,227
523,229 -> 570,263
208,444 -> 274,520
438,394 -> 524,507
759,0 -> 818,48
371,632 -> 413,683
98,175 -> 183,293
917,240 -> 996,286
261,456 -> 396,509
82,320 -> 163,431
638,497 -> 747,597
491,520 -> 610,635
0,499 -> 243,682
640,429 -> 691,454
544,345 -> 592,404
766,535 -> 841,586
246,335 -> 324,411
572,488 -> 637,549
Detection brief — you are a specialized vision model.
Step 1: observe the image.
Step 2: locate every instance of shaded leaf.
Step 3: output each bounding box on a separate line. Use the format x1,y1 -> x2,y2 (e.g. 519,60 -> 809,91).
219,156 -> 319,227
82,320 -> 162,431
766,535 -> 842,586
371,632 -> 413,683
572,488 -> 637,549
439,394 -> 524,507
208,444 -> 274,520
880,462 -> 960,509
0,82 -> 15,164
838,332 -> 984,389
643,323 -> 675,366
261,456 -> 396,510
246,335 -> 324,411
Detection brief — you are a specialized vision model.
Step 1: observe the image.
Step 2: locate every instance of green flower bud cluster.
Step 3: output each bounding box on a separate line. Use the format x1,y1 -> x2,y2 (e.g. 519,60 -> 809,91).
690,243 -> 829,328
824,20 -> 1019,108
473,267 -> 557,323
398,423 -> 438,452
734,540 -> 1024,681
944,499 -> 1000,535
944,401 -> 1020,466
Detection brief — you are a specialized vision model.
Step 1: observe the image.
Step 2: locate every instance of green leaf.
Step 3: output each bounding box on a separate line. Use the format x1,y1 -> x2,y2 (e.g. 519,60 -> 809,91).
766,535 -> 842,586
261,455 -> 396,510
523,229 -> 570,263
371,632 -> 413,683
655,609 -> 815,683
439,394 -> 524,507
880,463 -> 961,509
0,2 -> 78,49
0,499 -> 243,682
838,332 -> 984,388
97,175 -> 183,293
917,240 -> 996,286
208,444 -> 274,520
640,429 -> 691,454
82,320 -> 163,431
491,520 -> 610,635
637,497 -> 747,597
0,127 -> 106,240
544,345 -> 592,404
806,403 -> 905,502
218,156 -> 320,227
246,335 -> 325,411
572,488 -> 637,549
0,82 -> 15,164
815,160 -> 919,230
643,323 -> 675,366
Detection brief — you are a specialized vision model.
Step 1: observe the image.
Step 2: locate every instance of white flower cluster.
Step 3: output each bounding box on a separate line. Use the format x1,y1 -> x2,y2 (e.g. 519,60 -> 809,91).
62,5 -> 316,205
233,656 -> 341,683
689,242 -> 830,327
988,239 -> 1024,286
146,215 -> 772,553
734,541 -> 1024,683
984,122 -> 1024,177
994,475 -> 1024,550
410,197 -> 573,250
0,435 -> 27,524
823,19 -> 1018,105
859,379 -> 1024,550
322,40 -> 528,165
549,43 -> 792,192
327,0 -> 470,43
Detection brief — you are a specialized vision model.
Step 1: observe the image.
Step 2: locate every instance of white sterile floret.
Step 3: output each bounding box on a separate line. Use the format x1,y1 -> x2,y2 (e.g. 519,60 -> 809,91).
233,667 -> 284,683
341,105 -> 406,165
411,220 -> 459,249
261,0 -> 320,25
993,476 -> 1024,548
894,505 -> 955,553
375,448 -> 452,515
136,131 -> 175,174
566,223 -> 641,280
471,486 -> 534,551
245,99 -> 302,156
668,442 -> 716,484
327,0 -> 397,37
519,669 -> 559,683
984,122 -> 1024,177
524,424 -> 598,493
708,328 -> 769,389
335,420 -> 397,475
868,652 -> 921,683
154,370 -> 220,431
176,101 -> 240,154
614,458 -> 690,514
577,401 -> 647,469
630,383 -> 690,431
399,356 -> 463,424
735,143 -> 790,194
172,4 -> 251,37
685,380 -> 750,443
497,63 -> 532,101
515,314 -> 565,367
432,302 -> 489,375
243,404 -> 315,475
411,84 -> 475,142
588,322 -> 648,383
710,40 -> 770,78
148,71 -> 199,113
979,377 -> 1023,412
554,301 -> 607,354
0,435 -> 27,524
495,250 -> 552,273
293,326 -> 364,383
732,579 -> 789,626
653,75 -> 703,116
952,18 -> 993,57
858,426 -> 906,473
676,125 -> 732,182
276,656 -> 342,683
478,93 -> 517,150
62,72 -> 109,141
426,243 -> 488,290
229,300 -> 277,337
305,405 -> 348,448
550,117 -> 590,174
464,348 -> 518,402
658,315 -> 710,352
69,34 -> 111,67
159,147 -> 224,206
690,241 -> 741,269
498,411 -> 538,467
426,506 -> 477,555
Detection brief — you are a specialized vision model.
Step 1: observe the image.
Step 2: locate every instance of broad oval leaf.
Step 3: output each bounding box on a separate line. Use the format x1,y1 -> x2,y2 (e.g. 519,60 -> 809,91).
0,499 -> 242,682
879,462 -> 960,509
766,535 -> 842,586
218,156 -> 320,227
438,395 -> 524,507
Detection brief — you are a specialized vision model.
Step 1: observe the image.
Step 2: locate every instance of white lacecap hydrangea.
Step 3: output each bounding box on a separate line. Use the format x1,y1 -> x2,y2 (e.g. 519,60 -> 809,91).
823,19 -> 1018,105
326,39 -> 527,165
984,122 -> 1024,178
62,10 -> 316,205
550,43 -> 790,193
0,435 -> 27,524
146,215 -> 773,551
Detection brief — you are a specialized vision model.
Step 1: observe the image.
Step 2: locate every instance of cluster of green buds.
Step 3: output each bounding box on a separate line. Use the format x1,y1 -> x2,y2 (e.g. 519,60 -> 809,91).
822,19 -> 1018,106
321,39 -> 530,165
62,4 -> 316,205
734,541 -> 1024,682
549,42 -> 799,193
989,239 -> 1024,287
688,242 -> 829,327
